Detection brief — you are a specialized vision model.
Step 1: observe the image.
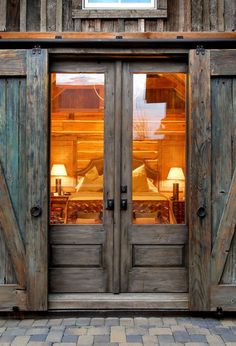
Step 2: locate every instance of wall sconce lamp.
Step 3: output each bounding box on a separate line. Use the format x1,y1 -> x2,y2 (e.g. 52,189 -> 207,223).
167,167 -> 185,201
51,164 -> 67,195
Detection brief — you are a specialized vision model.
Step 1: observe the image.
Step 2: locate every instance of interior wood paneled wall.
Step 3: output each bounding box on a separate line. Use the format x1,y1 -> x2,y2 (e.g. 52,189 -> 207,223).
0,0 -> 235,33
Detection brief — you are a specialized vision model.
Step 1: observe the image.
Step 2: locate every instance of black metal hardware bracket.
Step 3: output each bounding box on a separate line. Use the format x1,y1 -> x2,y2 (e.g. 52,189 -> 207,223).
196,45 -> 205,55
32,45 -> 41,55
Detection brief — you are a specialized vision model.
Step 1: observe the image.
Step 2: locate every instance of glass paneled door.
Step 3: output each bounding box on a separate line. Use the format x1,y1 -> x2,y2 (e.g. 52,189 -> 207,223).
120,62 -> 188,293
49,62 -> 115,293
49,60 -> 188,295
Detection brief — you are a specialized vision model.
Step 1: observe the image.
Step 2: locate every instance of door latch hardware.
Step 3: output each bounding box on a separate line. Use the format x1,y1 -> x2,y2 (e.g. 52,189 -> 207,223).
196,45 -> 205,55
197,206 -> 206,219
120,199 -> 127,210
30,205 -> 42,217
121,185 -> 127,193
106,199 -> 114,210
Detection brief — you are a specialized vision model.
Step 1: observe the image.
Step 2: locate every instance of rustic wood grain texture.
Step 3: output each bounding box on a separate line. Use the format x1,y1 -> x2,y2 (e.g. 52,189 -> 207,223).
224,0 -> 235,31
62,0 -> 73,31
133,245 -> 184,267
0,164 -> 26,287
217,0 -> 225,31
130,225 -> 187,244
129,268 -> 188,292
0,50 -> 26,76
0,0 -> 7,31
211,285 -> 236,311
26,0 -> 40,31
51,245 -> 102,266
191,0 -> 203,31
56,0 -> 63,31
47,0 -> 57,31
20,0 -> 26,31
26,49 -> 48,310
209,0 -> 217,30
211,169 -> 236,284
40,0 -> 47,32
50,225 -> 105,244
0,285 -> 27,311
211,50 -> 236,76
49,292 -> 188,310
50,268 -> 107,292
6,0 -> 20,31
72,9 -> 167,19
189,50 -> 211,311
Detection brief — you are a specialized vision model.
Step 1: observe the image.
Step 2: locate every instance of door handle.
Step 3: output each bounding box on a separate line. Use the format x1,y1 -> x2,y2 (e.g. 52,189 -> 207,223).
106,199 -> 114,210
30,205 -> 42,217
197,206 -> 206,219
120,199 -> 127,210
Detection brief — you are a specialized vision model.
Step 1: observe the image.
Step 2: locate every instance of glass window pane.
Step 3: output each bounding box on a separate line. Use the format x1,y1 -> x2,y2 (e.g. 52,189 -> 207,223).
132,73 -> 186,224
50,73 -> 104,225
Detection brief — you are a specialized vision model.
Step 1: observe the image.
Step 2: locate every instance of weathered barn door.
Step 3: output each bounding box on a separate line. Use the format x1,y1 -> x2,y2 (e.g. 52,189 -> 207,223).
0,49 -> 48,311
189,49 -> 236,311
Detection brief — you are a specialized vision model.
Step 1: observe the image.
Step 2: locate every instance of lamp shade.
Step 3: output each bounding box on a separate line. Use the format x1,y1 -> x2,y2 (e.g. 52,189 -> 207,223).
167,167 -> 185,180
51,164 -> 67,177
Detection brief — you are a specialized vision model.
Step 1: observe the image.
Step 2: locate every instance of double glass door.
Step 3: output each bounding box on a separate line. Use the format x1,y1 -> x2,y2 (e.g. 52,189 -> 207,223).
49,60 -> 188,294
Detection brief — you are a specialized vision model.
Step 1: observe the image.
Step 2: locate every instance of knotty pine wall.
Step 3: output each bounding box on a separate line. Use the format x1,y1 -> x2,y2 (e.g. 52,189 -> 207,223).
0,0 -> 235,33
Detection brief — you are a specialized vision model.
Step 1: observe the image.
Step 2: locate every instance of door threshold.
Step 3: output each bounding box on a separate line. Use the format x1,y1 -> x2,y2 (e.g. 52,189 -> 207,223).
49,293 -> 189,310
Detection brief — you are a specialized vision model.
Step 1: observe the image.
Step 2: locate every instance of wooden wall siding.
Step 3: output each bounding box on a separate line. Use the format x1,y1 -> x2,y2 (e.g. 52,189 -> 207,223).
211,77 -> 236,284
0,0 -> 235,32
0,77 -> 26,285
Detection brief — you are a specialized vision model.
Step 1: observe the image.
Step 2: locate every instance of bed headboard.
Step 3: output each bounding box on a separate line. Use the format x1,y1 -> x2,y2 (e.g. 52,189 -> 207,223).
77,157 -> 159,182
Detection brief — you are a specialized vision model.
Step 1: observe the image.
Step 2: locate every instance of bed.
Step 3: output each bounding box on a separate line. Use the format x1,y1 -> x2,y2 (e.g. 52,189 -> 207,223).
58,159 -> 173,225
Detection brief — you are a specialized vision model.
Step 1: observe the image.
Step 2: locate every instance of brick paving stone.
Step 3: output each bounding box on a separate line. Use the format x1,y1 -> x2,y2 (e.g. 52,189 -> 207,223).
0,328 -> 6,336
32,320 -> 48,327
222,320 -> 236,327
149,327 -> 172,335
65,327 -> 88,336
77,335 -> 94,345
126,334 -> 143,343
185,343 -> 208,346
126,327 -> 147,335
142,334 -> 158,345
27,342 -> 52,346
148,317 -> 163,327
61,334 -> 78,343
90,318 -> 105,326
105,318 -> 119,326
221,332 -> 236,342
0,343 -> 11,346
18,319 -> 35,327
0,335 -> 15,343
62,318 -> 77,326
53,343 -> 76,346
213,327 -> 232,335
50,325 -> 65,332
30,334 -> 47,342
134,317 -> 149,327
191,318 -> 208,328
11,335 -> 30,345
225,343 -> 236,346
187,327 -> 211,335
26,328 -> 49,336
171,325 -> 187,332
46,319 -> 63,327
76,318 -> 91,326
190,334 -> 208,343
4,321 -> 20,328
173,330 -> 191,342
120,318 -> 134,327
206,334 -> 225,345
163,317 -> 177,326
46,330 -> 63,342
119,343 -> 142,346
0,321 -> 6,327
110,326 -> 126,343
3,327 -> 26,336
87,327 -> 109,335
158,334 -> 175,343
94,334 -> 110,343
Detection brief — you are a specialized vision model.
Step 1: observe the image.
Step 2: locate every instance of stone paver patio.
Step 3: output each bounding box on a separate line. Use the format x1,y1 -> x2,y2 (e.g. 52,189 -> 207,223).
0,317 -> 235,345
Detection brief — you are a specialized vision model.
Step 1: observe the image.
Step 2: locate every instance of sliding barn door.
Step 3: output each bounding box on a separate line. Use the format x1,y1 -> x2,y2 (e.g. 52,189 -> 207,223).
189,49 -> 236,311
0,49 -> 48,311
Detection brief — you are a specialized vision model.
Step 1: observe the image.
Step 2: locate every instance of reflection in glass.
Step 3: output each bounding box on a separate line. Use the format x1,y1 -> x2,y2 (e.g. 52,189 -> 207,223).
50,73 -> 104,224
132,73 -> 186,224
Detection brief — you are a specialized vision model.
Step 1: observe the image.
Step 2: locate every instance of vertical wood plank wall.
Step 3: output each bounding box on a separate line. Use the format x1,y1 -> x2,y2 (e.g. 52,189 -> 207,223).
0,0 -> 235,33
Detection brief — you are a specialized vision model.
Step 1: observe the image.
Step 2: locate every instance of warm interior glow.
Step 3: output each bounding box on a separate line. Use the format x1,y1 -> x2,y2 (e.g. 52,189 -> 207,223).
167,167 -> 185,181
51,164 -> 68,177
